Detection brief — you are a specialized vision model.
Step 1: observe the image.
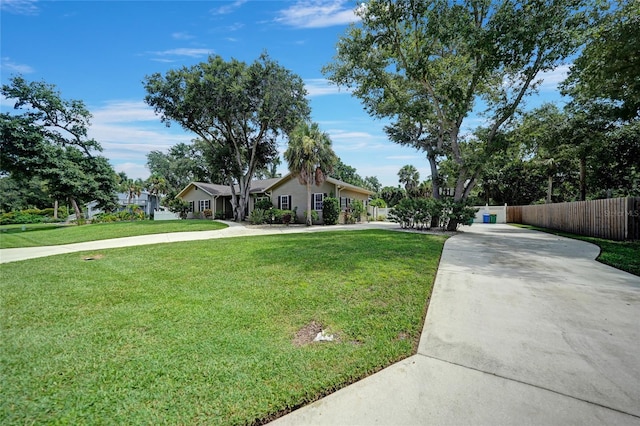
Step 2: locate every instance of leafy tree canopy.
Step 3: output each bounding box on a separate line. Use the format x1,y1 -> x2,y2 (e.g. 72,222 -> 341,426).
324,0 -> 594,228
562,0 -> 640,120
144,53 -> 310,221
1,76 -> 118,218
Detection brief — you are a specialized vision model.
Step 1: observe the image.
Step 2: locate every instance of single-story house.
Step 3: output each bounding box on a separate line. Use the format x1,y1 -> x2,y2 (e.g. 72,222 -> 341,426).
176,173 -> 374,224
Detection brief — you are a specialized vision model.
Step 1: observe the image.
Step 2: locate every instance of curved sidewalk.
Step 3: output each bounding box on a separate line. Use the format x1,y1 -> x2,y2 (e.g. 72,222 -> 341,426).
0,221 -> 398,264
271,224 -> 640,425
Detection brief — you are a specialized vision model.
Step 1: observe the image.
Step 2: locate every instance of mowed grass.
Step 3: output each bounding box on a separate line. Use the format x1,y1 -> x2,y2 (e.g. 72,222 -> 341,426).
512,224 -> 640,277
1,230 -> 446,425
0,220 -> 228,249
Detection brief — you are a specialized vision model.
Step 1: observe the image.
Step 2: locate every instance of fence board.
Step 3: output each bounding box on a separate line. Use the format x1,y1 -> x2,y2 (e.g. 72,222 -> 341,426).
506,197 -> 640,241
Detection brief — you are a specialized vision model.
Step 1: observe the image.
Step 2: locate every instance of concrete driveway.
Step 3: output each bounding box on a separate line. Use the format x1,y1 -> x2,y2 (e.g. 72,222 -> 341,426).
272,224 -> 640,425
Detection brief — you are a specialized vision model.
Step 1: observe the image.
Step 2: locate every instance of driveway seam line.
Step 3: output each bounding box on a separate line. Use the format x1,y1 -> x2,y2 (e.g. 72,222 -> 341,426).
417,352 -> 640,420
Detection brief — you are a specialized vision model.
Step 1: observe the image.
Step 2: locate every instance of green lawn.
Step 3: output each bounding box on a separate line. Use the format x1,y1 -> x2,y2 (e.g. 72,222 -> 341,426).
0,220 -> 228,249
1,230 -> 446,425
512,224 -> 640,277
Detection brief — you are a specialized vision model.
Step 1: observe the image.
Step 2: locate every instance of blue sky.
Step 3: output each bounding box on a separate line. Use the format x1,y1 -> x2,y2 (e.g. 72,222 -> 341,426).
1,0 -> 569,188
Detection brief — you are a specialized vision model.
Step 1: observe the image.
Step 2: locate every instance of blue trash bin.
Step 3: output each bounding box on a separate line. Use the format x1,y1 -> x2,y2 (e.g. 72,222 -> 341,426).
482,213 -> 490,223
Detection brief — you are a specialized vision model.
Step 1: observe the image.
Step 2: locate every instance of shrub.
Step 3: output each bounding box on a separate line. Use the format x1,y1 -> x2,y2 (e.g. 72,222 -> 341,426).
389,198 -> 416,229
322,197 -> 339,225
440,199 -> 478,230
0,208 -> 67,225
255,198 -> 273,210
250,208 -> 267,225
303,210 -> 320,224
168,199 -> 190,219
203,209 -> 213,219
351,199 -> 365,223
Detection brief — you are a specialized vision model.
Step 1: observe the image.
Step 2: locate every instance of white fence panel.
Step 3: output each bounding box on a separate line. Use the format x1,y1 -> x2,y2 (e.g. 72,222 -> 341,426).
153,210 -> 180,221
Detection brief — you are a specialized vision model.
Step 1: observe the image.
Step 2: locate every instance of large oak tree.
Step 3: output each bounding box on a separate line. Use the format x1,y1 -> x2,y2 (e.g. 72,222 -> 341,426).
144,54 -> 310,221
1,77 -> 118,220
324,0 -> 594,229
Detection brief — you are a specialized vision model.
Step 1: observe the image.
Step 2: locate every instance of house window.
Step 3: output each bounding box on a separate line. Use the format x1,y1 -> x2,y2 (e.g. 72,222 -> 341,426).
188,201 -> 195,213
279,195 -> 290,210
199,199 -> 210,212
313,193 -> 324,210
340,197 -> 351,211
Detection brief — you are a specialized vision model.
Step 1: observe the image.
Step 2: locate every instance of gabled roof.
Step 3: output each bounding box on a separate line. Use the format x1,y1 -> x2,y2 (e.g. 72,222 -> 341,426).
264,173 -> 375,196
175,178 -> 283,199
176,174 -> 374,199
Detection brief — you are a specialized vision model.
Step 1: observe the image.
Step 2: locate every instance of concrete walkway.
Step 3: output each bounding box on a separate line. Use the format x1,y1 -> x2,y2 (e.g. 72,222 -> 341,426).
271,224 -> 640,425
0,221 -> 398,264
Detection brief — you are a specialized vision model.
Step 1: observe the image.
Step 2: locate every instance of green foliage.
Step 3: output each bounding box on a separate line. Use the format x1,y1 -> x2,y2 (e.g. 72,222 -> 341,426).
0,176 -> 51,212
439,199 -> 478,230
250,208 -> 267,225
389,197 -> 476,231
380,186 -> 406,207
0,208 -> 67,225
331,158 -> 365,187
303,209 -> 320,224
266,209 -> 296,225
562,0 -> 640,120
369,198 -> 387,208
350,199 -> 365,223
324,0 -> 594,202
0,231 -> 445,424
146,142 -> 217,200
167,199 -> 190,219
322,197 -> 340,225
284,121 -> 338,225
254,198 -> 273,210
1,77 -> 118,217
144,53 -> 310,221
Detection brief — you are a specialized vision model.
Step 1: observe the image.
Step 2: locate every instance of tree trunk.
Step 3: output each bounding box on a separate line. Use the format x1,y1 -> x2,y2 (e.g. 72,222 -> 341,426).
306,181 -> 312,226
70,197 -> 83,225
446,219 -> 459,232
53,200 -> 58,220
579,156 -> 587,201
546,175 -> 553,204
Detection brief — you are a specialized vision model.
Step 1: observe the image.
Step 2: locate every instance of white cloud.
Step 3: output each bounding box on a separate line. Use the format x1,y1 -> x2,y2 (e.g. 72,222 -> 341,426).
114,163 -> 151,181
152,48 -> 213,58
211,0 -> 248,15
1,0 -> 38,15
91,101 -> 159,123
276,0 -> 361,28
88,99 -> 193,180
537,64 -> 571,91
171,32 -> 195,40
305,78 -> 352,97
1,57 -> 35,74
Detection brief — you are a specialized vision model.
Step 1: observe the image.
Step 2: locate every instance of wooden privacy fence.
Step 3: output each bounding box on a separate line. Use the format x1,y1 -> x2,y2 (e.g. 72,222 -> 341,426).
507,197 -> 640,241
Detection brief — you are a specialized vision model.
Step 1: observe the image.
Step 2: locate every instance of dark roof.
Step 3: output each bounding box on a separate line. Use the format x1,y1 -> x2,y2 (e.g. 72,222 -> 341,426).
177,174 -> 374,198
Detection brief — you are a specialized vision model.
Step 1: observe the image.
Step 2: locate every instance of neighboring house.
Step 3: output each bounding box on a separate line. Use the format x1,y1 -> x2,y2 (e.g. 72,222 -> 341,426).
176,173 -> 374,224
86,191 -> 159,219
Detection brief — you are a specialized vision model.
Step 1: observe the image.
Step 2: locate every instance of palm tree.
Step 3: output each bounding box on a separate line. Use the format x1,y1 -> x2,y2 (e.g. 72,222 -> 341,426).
126,178 -> 144,205
145,174 -> 168,212
398,165 -> 420,194
284,121 -> 337,226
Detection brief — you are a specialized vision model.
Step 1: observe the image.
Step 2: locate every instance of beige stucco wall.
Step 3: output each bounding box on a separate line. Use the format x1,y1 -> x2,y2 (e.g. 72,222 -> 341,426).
270,177 -> 370,224
178,186 -> 231,218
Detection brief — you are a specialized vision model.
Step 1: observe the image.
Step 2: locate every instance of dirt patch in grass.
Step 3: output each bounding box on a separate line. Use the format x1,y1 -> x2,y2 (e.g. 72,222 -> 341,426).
293,321 -> 324,346
81,253 -> 105,261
